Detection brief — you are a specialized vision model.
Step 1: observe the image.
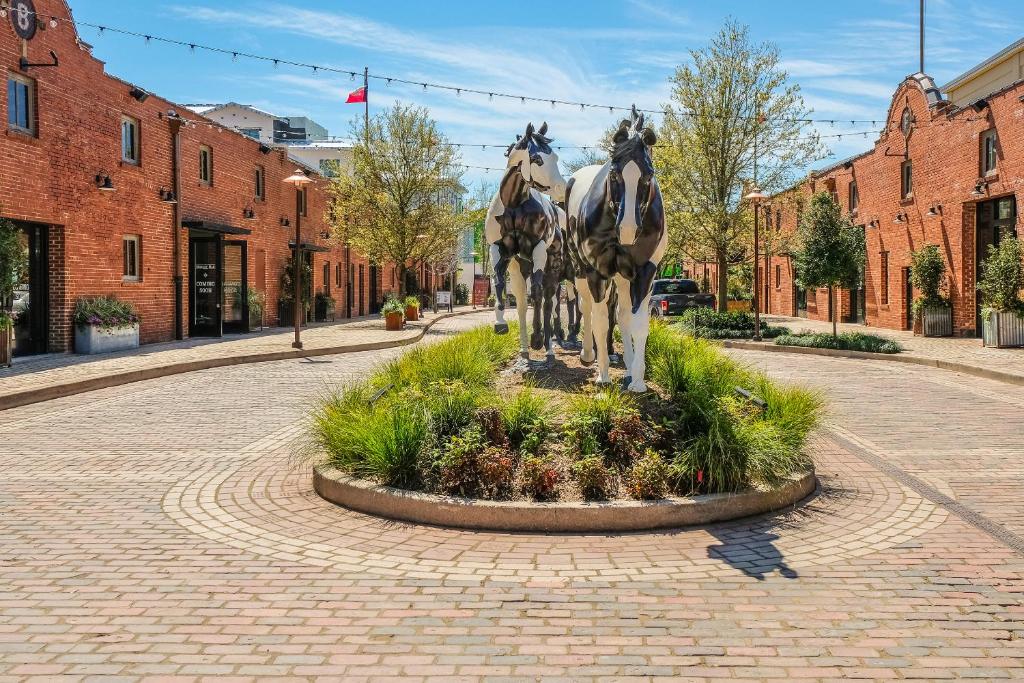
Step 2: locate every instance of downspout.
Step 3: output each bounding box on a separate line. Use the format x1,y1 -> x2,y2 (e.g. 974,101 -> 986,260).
169,115 -> 184,340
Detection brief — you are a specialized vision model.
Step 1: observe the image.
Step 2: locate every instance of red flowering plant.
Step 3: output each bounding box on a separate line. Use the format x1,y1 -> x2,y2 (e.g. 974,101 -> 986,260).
74,295 -> 140,332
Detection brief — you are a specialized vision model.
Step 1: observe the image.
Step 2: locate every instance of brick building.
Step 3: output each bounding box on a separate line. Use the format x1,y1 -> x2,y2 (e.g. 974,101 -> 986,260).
753,42 -> 1024,336
1,0 -> 420,357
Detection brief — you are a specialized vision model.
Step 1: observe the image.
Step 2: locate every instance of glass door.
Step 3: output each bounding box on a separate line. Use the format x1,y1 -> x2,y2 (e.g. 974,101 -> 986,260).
11,222 -> 48,356
189,234 -> 222,337
222,241 -> 248,334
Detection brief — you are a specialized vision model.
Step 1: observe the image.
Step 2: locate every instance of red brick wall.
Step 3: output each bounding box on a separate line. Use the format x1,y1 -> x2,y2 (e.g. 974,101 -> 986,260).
1,0 -> 378,350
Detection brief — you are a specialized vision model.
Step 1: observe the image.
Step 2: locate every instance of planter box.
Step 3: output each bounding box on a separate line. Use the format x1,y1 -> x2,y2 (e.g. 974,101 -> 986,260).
983,311 -> 1024,348
922,305 -> 953,337
277,300 -> 309,327
75,323 -> 139,355
0,326 -> 12,367
384,312 -> 404,331
405,306 -> 420,321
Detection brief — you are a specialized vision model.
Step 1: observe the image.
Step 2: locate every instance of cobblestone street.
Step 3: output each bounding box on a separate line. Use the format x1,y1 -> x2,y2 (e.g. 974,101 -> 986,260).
1,311 -> 1022,681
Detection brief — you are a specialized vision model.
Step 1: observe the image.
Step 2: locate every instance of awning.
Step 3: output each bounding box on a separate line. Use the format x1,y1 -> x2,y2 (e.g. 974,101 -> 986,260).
182,220 -> 252,236
289,241 -> 329,252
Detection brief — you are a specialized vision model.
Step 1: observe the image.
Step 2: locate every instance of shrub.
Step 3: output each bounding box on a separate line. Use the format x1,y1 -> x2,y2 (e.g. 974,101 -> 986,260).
380,297 -> 404,317
774,331 -> 901,354
476,447 -> 516,499
910,244 -> 949,320
454,282 -> 469,305
571,456 -> 615,500
606,413 -> 658,467
423,381 -> 491,441
978,236 -> 1024,316
435,425 -> 487,497
624,451 -> 669,500
474,406 -> 509,448
521,455 -> 560,501
73,295 -> 140,330
404,295 -> 420,309
499,387 -> 548,450
518,416 -> 550,456
563,387 -> 635,456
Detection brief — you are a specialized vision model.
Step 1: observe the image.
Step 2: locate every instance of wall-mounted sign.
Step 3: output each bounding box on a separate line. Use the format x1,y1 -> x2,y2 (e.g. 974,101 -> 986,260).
10,0 -> 37,41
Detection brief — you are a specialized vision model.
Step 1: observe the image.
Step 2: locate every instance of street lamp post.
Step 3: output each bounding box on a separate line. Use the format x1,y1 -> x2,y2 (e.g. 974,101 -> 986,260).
284,169 -> 313,349
744,186 -> 768,342
469,251 -> 479,309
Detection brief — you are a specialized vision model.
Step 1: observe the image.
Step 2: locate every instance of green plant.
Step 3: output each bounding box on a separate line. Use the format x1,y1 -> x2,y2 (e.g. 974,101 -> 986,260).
774,331 -> 902,354
0,219 -> 26,311
0,309 -> 14,331
606,413 -> 658,468
978,236 -> 1024,316
474,406 -> 509,448
423,381 -> 490,441
476,447 -> 516,499
624,451 -> 669,500
677,308 -> 788,338
248,289 -> 266,326
571,456 -> 615,500
404,295 -> 420,309
793,192 -> 865,337
380,297 -> 405,317
454,282 -> 469,305
520,455 -> 560,501
517,417 -> 549,456
434,425 -> 487,496
499,387 -> 548,450
279,259 -> 313,306
73,296 -> 140,331
910,244 -> 949,320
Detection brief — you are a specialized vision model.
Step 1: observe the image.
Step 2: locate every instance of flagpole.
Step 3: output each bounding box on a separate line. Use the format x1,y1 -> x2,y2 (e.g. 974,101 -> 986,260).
363,66 -> 369,144
919,0 -> 925,73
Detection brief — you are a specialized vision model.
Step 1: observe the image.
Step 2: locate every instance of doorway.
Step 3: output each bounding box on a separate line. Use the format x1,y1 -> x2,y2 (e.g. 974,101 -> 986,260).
975,195 -> 1017,333
358,264 -> 365,316
903,267 -> 913,330
8,221 -> 48,356
189,233 -> 222,337
222,240 -> 248,334
795,285 -> 808,318
369,264 -> 379,314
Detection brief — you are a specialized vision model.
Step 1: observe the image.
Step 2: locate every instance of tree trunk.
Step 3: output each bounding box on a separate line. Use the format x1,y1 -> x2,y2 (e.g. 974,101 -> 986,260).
830,286 -> 838,338
397,264 -> 407,298
716,249 -> 729,313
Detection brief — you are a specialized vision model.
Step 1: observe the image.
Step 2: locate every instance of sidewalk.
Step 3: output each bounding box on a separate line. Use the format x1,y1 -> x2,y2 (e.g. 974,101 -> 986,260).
0,306 -> 480,409
753,314 -> 1024,384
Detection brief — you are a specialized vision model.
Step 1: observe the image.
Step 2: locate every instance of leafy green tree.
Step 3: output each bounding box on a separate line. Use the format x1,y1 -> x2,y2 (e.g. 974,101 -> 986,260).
656,19 -> 822,311
909,243 -> 948,320
0,218 -> 26,328
978,235 -> 1024,316
328,104 -> 464,296
793,192 -> 865,337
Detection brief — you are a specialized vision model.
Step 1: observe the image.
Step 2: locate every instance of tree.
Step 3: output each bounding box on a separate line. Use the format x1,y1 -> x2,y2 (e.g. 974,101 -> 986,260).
562,148 -> 607,176
0,218 -> 26,328
978,236 -> 1024,315
462,180 -> 496,278
328,104 -> 464,296
792,192 -> 865,337
656,19 -> 822,311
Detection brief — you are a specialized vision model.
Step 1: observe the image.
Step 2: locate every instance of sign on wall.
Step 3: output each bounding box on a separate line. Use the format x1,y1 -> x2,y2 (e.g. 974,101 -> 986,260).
10,0 -> 37,41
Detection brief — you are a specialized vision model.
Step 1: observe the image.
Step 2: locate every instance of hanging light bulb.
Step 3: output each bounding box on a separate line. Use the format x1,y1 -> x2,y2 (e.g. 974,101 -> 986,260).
488,93 -> 493,101
49,17 -> 58,28
350,72 -> 355,81
456,89 -> 461,97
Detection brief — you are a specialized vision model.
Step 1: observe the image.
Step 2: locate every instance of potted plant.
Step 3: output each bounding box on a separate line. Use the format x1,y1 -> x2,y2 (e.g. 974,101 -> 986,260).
910,244 -> 952,337
315,292 -> 336,322
404,295 -> 421,321
979,235 -> 1024,348
0,309 -> 13,367
248,289 -> 265,330
381,297 -> 405,331
278,259 -> 312,327
73,295 -> 141,354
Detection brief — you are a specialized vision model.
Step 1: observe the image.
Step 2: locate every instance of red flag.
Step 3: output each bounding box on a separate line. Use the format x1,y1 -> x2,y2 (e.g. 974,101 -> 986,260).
346,86 -> 367,104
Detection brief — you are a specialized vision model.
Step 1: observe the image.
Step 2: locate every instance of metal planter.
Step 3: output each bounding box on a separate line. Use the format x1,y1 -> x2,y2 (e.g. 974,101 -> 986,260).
922,305 -> 953,337
0,325 -> 12,367
74,323 -> 139,355
983,311 -> 1024,348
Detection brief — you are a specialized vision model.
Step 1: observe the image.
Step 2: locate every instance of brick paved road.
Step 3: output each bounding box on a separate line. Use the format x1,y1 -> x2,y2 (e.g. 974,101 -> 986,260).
2,312 -> 1023,681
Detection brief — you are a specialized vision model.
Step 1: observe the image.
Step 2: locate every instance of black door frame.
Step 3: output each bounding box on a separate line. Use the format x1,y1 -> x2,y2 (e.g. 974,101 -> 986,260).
975,194 -> 1017,333
189,232 -> 223,337
369,264 -> 379,314
222,239 -> 249,335
903,267 -> 914,330
10,221 -> 49,356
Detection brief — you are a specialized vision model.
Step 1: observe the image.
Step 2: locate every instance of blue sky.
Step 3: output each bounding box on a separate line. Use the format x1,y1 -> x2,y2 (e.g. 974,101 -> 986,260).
70,0 -> 1022,186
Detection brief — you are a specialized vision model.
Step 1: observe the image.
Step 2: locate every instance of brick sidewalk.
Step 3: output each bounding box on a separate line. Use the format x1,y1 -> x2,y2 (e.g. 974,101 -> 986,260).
0,306 -> 477,405
765,314 -> 1024,382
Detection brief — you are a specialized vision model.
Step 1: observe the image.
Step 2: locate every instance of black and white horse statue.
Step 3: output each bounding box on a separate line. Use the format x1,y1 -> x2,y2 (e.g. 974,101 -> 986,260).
565,107 -> 666,392
485,122 -> 568,360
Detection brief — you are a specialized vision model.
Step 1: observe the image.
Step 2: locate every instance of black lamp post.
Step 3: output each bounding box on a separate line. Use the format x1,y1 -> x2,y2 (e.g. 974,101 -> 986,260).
744,186 -> 768,342
469,251 -> 479,309
284,169 -> 313,349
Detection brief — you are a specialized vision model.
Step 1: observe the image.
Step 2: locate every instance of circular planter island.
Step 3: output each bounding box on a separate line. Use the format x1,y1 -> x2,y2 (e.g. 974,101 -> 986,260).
314,463 -> 815,533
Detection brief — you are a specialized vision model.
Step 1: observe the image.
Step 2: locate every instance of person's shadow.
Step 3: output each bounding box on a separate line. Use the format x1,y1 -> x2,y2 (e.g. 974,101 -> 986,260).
706,524 -> 798,581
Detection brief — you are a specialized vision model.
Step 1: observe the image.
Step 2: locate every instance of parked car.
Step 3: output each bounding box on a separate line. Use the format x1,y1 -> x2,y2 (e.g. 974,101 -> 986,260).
649,279 -> 715,318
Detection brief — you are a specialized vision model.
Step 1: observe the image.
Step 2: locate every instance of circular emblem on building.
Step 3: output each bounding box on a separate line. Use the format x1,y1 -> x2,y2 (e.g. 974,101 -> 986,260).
9,0 -> 37,40
900,107 -> 913,137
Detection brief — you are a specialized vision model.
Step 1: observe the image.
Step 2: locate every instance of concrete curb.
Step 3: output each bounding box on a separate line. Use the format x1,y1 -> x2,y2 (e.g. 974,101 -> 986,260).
0,309 -> 481,412
313,464 -> 816,533
720,339 -> 1024,387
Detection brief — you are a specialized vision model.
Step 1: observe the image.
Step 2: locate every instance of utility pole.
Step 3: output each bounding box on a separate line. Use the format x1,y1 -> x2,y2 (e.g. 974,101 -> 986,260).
363,66 -> 369,144
920,0 -> 925,74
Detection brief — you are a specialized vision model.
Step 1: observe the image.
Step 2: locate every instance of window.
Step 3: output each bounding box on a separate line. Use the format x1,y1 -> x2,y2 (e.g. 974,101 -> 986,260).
123,235 -> 141,281
298,187 -> 308,217
900,160 -> 912,199
255,165 -> 265,201
239,128 -> 261,140
323,262 -> 330,294
849,181 -> 858,213
981,129 -> 998,175
775,264 -> 781,289
121,116 -> 140,164
199,145 -> 212,184
7,73 -> 34,135
335,263 -> 342,288
880,251 -> 889,304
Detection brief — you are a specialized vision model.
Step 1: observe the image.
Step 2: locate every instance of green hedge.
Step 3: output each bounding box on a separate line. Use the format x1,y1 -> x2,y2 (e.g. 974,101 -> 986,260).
677,307 -> 789,339
774,331 -> 902,354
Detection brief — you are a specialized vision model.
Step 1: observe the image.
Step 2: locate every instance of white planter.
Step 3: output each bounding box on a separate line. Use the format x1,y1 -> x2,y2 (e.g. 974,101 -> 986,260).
75,323 -> 140,355
982,311 -> 1024,348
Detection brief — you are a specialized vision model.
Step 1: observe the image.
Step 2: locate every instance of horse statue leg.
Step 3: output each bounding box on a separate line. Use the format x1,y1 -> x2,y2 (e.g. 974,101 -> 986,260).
590,287 -> 612,386
615,275 -> 635,389
542,279 -> 557,365
509,265 -> 530,360
552,282 -> 565,346
565,281 -> 580,346
490,243 -> 509,335
576,277 -> 595,365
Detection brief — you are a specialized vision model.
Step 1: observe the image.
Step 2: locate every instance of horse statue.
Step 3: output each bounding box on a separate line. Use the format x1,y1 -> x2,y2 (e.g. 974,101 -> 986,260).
485,122 -> 568,361
565,107 -> 666,392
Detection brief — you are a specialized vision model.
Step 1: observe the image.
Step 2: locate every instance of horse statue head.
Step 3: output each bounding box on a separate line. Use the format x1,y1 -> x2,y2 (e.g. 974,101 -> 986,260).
504,121 -> 568,201
607,106 -> 658,246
